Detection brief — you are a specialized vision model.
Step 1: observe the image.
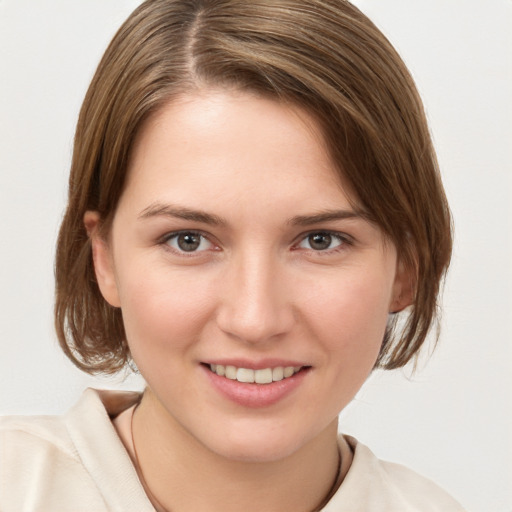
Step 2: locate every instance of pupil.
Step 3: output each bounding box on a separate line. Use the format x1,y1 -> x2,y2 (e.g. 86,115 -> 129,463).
178,233 -> 200,251
310,233 -> 331,250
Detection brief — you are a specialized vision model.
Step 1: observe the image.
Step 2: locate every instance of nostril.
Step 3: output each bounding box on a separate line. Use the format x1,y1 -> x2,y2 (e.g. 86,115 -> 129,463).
215,297 -> 295,344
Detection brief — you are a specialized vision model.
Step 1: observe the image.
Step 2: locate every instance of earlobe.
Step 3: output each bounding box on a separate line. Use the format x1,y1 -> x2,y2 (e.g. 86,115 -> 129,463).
83,211 -> 121,308
390,260 -> 416,313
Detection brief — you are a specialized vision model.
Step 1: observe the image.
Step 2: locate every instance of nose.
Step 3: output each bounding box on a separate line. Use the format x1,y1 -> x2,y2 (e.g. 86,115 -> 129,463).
215,251 -> 295,345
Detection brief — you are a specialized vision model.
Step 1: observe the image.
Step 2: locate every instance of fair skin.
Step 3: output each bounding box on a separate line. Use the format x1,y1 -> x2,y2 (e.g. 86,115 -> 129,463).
85,89 -> 411,512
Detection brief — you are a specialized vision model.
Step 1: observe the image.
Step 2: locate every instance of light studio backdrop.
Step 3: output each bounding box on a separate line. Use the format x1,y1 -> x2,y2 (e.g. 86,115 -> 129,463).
0,1 -> 510,511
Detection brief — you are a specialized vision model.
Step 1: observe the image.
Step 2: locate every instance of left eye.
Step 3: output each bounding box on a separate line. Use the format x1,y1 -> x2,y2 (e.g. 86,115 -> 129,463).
297,232 -> 345,251
164,232 -> 214,253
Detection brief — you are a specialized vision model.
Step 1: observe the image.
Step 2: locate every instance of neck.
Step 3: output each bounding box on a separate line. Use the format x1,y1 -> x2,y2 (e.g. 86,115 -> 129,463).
131,388 -> 342,512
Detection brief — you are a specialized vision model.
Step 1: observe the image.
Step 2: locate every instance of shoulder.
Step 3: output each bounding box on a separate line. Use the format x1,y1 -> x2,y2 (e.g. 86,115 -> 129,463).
323,435 -> 466,512
0,410 -> 75,457
0,388 -> 126,466
0,388 -> 147,512
0,411 -> 79,480
0,406 -> 105,511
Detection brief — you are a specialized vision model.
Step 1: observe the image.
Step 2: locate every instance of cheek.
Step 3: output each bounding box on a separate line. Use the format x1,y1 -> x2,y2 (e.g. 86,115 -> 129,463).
289,271 -> 394,422
116,265 -> 216,357
302,269 -> 392,356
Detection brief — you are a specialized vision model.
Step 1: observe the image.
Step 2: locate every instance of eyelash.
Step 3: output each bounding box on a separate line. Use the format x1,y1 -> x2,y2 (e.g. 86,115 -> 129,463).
159,230 -> 352,255
293,231 -> 352,254
160,230 -> 217,256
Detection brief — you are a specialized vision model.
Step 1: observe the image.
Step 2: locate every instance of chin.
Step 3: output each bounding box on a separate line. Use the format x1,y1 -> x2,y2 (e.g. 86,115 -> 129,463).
211,437 -> 301,463
199,420 -> 324,464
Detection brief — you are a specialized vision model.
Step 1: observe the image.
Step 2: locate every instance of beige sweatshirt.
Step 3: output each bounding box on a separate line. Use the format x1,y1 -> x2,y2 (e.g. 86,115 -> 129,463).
0,388 -> 465,512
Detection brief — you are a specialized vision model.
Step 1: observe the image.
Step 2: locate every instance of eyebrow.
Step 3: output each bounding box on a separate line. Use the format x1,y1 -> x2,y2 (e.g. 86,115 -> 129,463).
138,202 -> 368,227
288,209 -> 367,226
138,203 -> 228,226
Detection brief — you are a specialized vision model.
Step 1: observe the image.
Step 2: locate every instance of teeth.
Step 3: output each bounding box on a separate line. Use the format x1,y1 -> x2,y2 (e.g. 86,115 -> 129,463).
272,367 -> 284,381
255,368 -> 273,384
283,366 -> 295,378
237,368 -> 254,383
225,365 -> 237,380
210,364 -> 303,384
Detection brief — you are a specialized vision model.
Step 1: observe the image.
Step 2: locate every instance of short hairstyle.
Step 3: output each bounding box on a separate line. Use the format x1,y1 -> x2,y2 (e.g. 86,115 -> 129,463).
55,0 -> 452,374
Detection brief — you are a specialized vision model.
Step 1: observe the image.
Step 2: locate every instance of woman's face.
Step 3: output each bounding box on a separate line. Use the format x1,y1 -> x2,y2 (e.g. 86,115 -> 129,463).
89,90 -> 408,462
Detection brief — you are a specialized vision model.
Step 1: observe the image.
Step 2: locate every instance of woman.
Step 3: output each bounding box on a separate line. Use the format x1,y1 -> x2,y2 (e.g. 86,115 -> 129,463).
0,1 -> 465,510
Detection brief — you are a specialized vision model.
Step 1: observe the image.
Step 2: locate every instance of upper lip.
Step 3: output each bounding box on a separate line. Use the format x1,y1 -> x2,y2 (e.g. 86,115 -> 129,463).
202,358 -> 310,370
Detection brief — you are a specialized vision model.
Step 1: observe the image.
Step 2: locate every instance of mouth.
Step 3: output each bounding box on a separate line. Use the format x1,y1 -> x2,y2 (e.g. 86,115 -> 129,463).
202,362 -> 311,407
206,364 -> 307,384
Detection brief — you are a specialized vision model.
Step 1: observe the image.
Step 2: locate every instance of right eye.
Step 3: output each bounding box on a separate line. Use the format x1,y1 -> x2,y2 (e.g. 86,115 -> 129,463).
295,231 -> 348,252
163,231 -> 215,253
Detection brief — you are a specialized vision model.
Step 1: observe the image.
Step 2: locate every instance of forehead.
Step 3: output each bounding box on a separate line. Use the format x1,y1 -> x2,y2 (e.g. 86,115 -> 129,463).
120,89 -> 357,219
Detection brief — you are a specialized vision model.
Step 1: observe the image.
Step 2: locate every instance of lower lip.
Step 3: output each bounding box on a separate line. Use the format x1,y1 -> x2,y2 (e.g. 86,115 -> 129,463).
202,365 -> 309,408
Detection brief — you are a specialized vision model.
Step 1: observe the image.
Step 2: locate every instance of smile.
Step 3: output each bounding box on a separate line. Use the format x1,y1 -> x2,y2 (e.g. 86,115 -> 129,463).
209,364 -> 303,384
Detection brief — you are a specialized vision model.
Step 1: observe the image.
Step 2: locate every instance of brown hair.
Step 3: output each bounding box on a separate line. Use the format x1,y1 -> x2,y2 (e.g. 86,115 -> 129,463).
55,0 -> 452,374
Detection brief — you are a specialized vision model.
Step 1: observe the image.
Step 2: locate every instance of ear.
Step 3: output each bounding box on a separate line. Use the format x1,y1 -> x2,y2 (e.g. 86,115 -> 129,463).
83,211 -> 121,308
389,259 -> 416,314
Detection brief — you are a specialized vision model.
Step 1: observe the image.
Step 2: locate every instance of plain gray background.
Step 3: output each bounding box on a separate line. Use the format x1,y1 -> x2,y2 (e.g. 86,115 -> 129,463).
0,1 -> 511,511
